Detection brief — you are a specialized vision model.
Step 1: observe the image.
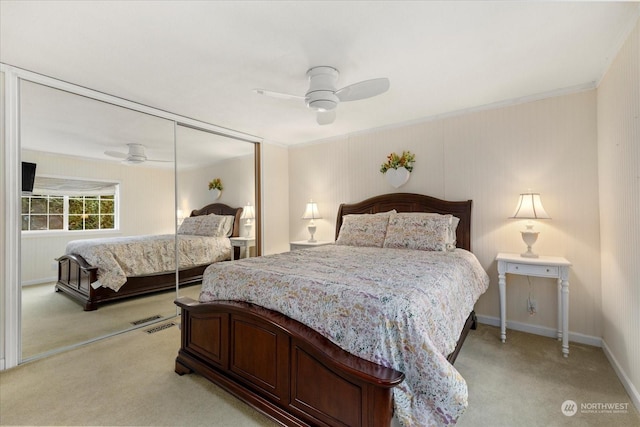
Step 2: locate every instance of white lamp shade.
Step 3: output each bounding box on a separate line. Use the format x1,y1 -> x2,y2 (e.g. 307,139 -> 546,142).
302,201 -> 321,220
510,193 -> 551,219
241,204 -> 255,220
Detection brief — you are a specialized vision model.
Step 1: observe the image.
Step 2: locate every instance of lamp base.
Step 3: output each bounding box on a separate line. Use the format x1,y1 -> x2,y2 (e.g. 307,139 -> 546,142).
521,250 -> 539,258
520,230 -> 540,258
307,224 -> 317,243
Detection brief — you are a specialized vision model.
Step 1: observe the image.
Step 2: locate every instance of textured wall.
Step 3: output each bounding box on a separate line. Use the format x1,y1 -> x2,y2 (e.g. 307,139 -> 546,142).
597,17 -> 640,407
177,154 -> 255,224
289,89 -> 601,338
261,142 -> 290,255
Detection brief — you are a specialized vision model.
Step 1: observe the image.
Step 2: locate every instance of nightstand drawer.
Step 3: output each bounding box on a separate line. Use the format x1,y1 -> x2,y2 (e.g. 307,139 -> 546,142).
507,263 -> 559,277
290,240 -> 333,251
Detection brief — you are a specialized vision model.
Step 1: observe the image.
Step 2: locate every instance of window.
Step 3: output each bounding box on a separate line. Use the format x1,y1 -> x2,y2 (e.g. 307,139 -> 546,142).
21,195 -> 64,231
21,177 -> 118,232
68,195 -> 115,231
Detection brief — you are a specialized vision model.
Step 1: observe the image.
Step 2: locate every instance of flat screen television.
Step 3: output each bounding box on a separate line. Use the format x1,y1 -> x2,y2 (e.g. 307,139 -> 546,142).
22,162 -> 37,193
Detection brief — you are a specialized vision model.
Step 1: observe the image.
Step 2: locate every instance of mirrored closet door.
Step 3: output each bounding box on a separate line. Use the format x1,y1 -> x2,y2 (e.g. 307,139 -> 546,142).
175,124 -> 258,307
19,80 -> 178,360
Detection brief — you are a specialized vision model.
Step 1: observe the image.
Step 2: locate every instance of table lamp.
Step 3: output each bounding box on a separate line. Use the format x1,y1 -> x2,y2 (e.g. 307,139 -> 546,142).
302,200 -> 321,242
241,203 -> 255,237
510,192 -> 551,258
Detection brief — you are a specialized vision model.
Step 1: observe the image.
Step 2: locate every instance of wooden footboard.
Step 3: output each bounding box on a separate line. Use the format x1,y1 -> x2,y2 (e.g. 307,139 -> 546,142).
174,297 -> 405,427
56,254 -> 207,311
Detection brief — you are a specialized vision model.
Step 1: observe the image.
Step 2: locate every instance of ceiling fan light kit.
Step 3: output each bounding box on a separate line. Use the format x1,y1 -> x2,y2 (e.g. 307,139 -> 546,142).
123,144 -> 147,164
254,65 -> 389,125
104,143 -> 171,164
305,66 -> 339,111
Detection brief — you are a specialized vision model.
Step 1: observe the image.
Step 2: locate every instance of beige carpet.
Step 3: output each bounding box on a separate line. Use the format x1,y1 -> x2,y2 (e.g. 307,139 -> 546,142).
21,282 -> 200,359
1,323 -> 638,426
455,325 -> 639,426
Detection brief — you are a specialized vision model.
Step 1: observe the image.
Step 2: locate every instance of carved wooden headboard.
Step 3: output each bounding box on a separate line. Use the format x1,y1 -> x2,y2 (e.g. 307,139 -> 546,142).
191,203 -> 243,238
335,193 -> 473,251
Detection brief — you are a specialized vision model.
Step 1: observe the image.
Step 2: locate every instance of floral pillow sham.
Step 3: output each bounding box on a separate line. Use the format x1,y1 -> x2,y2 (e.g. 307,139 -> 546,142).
178,214 -> 234,237
177,216 -> 200,235
335,210 -> 396,247
383,212 -> 458,251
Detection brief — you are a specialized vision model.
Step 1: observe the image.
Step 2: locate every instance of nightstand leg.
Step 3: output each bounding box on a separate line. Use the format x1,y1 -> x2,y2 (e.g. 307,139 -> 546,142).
561,278 -> 570,357
499,271 -> 506,343
557,279 -> 562,341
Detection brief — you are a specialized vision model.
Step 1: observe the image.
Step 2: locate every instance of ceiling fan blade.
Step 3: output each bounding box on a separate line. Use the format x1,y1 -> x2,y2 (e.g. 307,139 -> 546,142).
146,158 -> 173,163
104,150 -> 127,159
253,89 -> 305,101
335,78 -> 390,102
317,109 -> 336,125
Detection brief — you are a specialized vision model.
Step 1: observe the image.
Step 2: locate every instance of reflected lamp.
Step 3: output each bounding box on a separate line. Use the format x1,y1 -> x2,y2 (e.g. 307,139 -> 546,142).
241,203 -> 255,237
302,200 -> 321,242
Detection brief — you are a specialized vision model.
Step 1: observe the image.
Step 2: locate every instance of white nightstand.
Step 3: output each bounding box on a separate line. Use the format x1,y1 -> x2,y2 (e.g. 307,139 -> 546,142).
230,237 -> 255,260
496,252 -> 572,357
289,240 -> 333,251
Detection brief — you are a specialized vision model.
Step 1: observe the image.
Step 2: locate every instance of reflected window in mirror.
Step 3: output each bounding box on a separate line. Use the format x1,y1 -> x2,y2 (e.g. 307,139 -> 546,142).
21,177 -> 119,232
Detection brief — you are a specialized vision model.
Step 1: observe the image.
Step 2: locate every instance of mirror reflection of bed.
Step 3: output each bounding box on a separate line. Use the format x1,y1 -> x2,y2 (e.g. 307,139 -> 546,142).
19,79 -> 258,361
54,203 -> 244,311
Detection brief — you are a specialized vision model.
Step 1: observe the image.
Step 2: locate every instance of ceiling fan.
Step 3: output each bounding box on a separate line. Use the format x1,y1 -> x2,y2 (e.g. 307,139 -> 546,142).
104,143 -> 171,164
254,66 -> 390,125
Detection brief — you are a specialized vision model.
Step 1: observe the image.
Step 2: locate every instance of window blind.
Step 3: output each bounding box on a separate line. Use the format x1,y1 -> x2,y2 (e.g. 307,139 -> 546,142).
32,177 -> 118,196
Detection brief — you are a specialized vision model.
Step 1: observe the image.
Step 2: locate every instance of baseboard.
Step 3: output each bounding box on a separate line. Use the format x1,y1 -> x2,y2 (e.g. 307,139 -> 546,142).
476,315 -> 602,347
0,358 -> 5,371
21,276 -> 57,287
602,339 -> 640,414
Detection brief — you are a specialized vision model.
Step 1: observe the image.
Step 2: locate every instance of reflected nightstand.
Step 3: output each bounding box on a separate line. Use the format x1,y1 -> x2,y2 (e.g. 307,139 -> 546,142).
230,237 -> 255,260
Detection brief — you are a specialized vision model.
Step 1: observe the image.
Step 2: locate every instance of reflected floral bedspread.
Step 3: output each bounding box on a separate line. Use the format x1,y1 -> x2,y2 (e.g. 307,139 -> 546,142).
199,245 -> 489,426
66,234 -> 231,291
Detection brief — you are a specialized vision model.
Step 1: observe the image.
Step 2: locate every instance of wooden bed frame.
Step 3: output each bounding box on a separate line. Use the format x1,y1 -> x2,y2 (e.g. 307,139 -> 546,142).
55,203 -> 243,311
174,193 -> 477,427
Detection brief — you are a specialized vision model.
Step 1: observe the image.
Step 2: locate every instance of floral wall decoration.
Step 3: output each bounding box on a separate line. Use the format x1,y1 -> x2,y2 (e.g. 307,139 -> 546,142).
208,177 -> 223,199
380,151 -> 415,188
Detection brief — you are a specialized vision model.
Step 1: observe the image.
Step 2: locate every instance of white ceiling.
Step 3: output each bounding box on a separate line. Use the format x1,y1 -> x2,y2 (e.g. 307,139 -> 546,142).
1,1 -> 638,147
19,80 -> 255,170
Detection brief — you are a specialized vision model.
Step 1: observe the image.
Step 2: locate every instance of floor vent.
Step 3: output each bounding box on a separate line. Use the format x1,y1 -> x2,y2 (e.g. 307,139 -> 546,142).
130,314 -> 163,325
145,322 -> 176,334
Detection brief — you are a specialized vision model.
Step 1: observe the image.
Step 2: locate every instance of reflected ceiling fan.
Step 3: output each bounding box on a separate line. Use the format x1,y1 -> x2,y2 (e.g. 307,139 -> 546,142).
104,143 -> 171,164
253,66 -> 390,125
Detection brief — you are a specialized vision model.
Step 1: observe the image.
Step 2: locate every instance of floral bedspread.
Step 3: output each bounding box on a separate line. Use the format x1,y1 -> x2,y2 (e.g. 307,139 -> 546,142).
66,234 -> 231,291
199,245 -> 489,426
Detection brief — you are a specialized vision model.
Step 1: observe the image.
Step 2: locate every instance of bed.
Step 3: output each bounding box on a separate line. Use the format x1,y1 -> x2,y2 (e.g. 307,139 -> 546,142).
174,193 -> 489,427
55,203 -> 243,311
